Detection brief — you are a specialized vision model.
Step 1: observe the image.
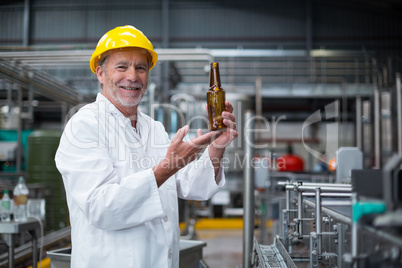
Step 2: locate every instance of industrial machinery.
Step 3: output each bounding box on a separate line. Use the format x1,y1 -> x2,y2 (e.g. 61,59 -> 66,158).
250,154 -> 402,268
246,70 -> 402,268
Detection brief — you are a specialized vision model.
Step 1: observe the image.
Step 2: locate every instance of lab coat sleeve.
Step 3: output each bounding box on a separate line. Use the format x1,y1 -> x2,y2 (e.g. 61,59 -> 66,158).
175,146 -> 225,200
55,109 -> 164,231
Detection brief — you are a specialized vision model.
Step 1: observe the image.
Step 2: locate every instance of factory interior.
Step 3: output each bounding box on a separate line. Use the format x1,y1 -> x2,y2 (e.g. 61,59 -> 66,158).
0,0 -> 402,267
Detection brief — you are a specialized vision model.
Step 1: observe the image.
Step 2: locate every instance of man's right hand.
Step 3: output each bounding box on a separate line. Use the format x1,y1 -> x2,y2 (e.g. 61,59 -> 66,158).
152,125 -> 220,187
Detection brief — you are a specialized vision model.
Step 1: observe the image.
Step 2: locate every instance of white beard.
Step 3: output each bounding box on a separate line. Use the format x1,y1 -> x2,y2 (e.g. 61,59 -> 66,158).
113,90 -> 143,107
104,83 -> 145,107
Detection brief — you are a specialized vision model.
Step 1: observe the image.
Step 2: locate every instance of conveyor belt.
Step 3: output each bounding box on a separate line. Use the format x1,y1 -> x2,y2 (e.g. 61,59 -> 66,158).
304,197 -> 352,224
259,244 -> 285,267
253,237 -> 296,268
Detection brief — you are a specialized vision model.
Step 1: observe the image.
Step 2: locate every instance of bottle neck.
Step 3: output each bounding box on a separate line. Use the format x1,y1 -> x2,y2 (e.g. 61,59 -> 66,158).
209,63 -> 222,88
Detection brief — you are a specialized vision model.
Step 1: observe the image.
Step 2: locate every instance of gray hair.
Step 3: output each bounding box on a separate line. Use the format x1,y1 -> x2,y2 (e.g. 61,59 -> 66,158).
97,56 -> 109,91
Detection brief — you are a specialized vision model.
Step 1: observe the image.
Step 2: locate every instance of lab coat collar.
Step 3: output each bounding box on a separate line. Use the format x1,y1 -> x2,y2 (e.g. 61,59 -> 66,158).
95,93 -> 150,149
95,92 -> 145,124
96,93 -> 124,116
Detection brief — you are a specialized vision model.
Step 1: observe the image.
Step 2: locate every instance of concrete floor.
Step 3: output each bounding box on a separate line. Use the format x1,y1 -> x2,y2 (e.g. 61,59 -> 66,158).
197,229 -> 243,268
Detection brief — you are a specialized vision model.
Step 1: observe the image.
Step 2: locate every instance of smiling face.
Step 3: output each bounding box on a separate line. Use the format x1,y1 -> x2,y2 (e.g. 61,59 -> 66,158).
96,48 -> 150,115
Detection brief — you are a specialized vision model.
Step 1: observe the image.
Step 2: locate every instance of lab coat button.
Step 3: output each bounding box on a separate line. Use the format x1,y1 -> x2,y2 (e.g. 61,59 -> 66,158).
163,216 -> 168,222
168,252 -> 172,259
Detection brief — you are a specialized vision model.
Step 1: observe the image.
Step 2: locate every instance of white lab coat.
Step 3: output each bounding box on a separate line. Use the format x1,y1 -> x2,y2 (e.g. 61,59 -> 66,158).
55,93 -> 225,268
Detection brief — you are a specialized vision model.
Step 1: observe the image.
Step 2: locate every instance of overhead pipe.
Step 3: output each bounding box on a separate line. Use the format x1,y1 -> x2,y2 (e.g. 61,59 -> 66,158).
0,59 -> 87,105
0,48 -> 371,65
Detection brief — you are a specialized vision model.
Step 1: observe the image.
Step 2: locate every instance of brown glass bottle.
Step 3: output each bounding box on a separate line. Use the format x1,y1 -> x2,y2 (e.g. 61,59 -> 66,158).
207,62 -> 227,131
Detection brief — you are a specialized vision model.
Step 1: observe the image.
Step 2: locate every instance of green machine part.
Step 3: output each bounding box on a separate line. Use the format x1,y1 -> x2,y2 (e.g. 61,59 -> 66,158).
0,129 -> 33,171
352,201 -> 386,223
27,130 -> 68,232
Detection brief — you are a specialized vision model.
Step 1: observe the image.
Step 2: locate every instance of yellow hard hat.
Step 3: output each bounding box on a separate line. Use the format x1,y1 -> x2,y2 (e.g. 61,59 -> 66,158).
90,25 -> 158,73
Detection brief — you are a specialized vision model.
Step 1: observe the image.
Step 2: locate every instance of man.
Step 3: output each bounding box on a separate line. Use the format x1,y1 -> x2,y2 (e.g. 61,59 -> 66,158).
55,25 -> 238,267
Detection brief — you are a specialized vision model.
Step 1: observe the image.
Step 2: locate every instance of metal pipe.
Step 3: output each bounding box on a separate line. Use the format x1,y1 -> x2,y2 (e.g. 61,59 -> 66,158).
16,85 -> 23,172
286,185 -> 351,192
284,188 -> 292,253
278,181 -> 351,188
352,193 -> 358,268
337,224 -> 346,268
28,84 -> 34,120
148,83 -> 156,119
342,82 -> 348,145
362,100 -> 372,167
162,0 -> 169,48
7,81 -> 12,115
302,192 -> 352,197
281,209 -> 290,252
0,59 -> 86,105
374,85 -> 381,168
61,102 -> 68,129
356,95 -> 362,150
161,0 -> 170,103
304,199 -> 352,225
396,73 -> 402,154
243,110 -> 255,268
297,190 -> 303,238
305,0 -> 312,57
23,0 -> 30,46
255,76 -> 262,141
8,235 -> 14,268
364,224 -> 402,248
315,187 -> 322,254
0,48 -> 371,62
